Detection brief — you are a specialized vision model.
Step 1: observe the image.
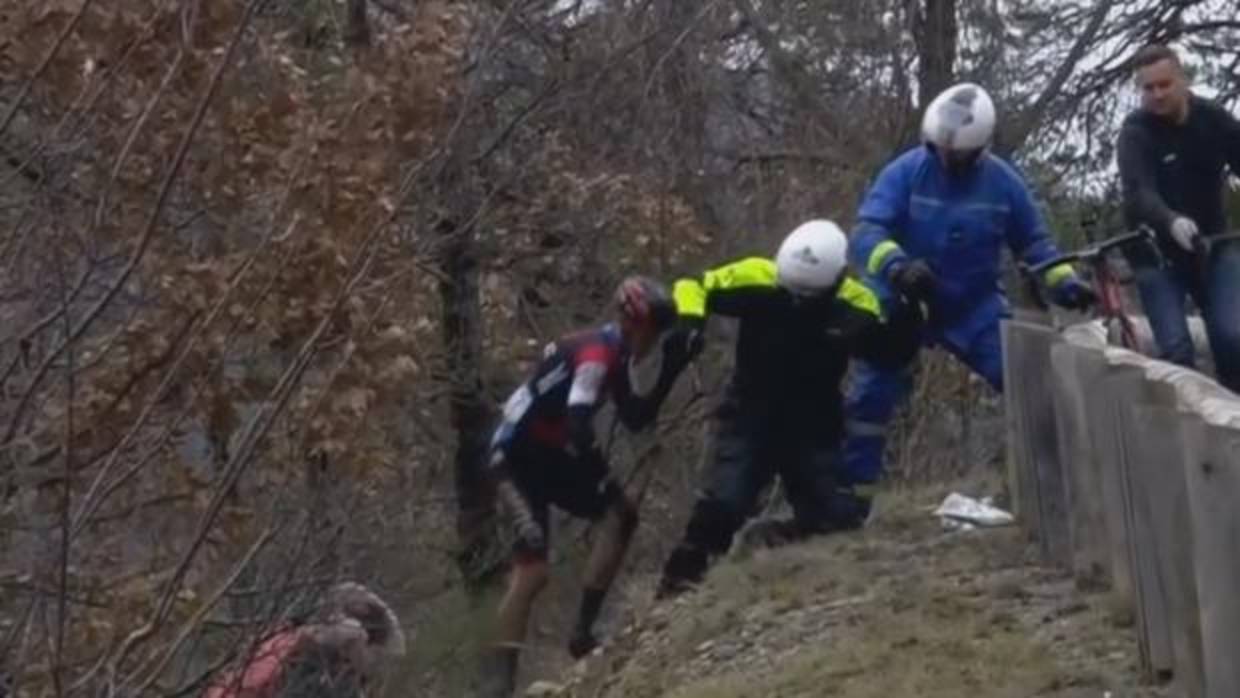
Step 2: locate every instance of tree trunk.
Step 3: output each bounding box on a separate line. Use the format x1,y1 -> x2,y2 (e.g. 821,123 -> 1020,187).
344,0 -> 371,47
914,0 -> 957,106
437,219 -> 502,597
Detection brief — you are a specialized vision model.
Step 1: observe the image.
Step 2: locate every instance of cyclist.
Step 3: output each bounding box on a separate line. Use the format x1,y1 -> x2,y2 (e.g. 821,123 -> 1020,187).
841,82 -> 1096,492
1116,44 -> 1240,393
479,277 -> 691,697
655,220 -> 923,599
204,582 -> 406,698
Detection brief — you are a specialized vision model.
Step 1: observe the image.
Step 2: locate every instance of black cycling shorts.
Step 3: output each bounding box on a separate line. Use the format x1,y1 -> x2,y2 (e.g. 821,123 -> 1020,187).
506,442 -> 619,560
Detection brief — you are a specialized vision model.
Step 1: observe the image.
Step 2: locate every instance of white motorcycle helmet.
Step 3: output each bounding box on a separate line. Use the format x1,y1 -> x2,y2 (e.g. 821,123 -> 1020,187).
922,82 -> 995,172
774,219 -> 849,297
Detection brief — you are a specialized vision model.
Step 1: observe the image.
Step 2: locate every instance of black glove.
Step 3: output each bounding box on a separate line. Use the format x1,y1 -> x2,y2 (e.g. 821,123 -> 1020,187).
888,259 -> 938,301
666,317 -> 705,366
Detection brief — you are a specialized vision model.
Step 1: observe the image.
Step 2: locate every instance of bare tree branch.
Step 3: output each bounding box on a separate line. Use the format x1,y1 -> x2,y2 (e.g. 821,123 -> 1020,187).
0,0 -> 98,139
1002,0 -> 1117,156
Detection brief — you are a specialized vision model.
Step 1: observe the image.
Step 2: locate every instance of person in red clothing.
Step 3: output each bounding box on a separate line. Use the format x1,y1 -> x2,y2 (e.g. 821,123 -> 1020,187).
204,583 -> 405,698
478,276 -> 692,697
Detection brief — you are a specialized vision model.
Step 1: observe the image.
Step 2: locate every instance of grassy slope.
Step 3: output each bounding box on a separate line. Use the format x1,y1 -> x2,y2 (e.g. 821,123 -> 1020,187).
565,482 -> 1168,698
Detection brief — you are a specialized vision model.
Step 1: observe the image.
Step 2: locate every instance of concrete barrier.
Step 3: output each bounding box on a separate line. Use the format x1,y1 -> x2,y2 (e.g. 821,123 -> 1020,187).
1001,316 -> 1240,698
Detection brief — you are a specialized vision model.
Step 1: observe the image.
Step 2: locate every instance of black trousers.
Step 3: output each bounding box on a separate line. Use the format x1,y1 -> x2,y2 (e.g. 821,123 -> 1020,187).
660,395 -> 868,590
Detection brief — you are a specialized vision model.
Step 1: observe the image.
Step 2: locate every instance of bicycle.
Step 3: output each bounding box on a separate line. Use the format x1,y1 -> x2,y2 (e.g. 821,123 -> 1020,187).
1019,227 -> 1160,351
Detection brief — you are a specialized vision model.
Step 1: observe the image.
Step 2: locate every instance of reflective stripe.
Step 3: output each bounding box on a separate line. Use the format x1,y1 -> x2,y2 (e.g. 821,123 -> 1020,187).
676,257 -> 778,317
910,195 -> 1008,214
1043,263 -> 1074,288
703,257 -> 778,292
867,240 -> 904,276
853,483 -> 879,499
845,419 -> 887,437
673,279 -> 707,317
910,194 -> 946,208
837,278 -> 881,318
959,202 -> 1010,213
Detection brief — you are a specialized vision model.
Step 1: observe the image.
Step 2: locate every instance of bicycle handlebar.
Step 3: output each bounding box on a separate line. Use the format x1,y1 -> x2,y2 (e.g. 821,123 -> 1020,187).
1193,231 -> 1240,252
1022,227 -> 1156,278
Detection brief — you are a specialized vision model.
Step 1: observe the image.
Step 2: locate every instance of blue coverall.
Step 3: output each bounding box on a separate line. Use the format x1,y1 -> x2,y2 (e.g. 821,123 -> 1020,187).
842,144 -> 1074,486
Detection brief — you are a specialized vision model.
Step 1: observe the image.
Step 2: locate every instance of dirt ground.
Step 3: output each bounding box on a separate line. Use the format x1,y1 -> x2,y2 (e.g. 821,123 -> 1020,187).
530,481 -> 1175,698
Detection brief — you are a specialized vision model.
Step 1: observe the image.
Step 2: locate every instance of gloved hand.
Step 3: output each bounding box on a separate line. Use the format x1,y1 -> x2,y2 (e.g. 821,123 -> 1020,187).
669,317 -> 705,363
494,475 -> 546,553
512,511 -> 546,553
1170,216 -> 1199,251
1051,277 -> 1097,311
888,259 -> 938,301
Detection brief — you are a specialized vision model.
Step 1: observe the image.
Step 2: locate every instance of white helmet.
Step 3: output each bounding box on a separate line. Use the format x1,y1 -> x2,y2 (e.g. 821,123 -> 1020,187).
775,219 -> 848,296
921,82 -> 996,151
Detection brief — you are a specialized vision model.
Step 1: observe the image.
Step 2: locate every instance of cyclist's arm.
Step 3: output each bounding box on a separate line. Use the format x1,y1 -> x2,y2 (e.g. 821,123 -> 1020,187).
1116,120 -> 1177,233
1002,161 -> 1076,288
612,329 -> 693,432
566,351 -> 608,456
849,157 -> 913,278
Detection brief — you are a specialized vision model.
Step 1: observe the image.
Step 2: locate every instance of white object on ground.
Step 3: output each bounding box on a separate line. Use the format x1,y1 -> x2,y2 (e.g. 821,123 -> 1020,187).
933,492 -> 1015,528
525,681 -> 567,697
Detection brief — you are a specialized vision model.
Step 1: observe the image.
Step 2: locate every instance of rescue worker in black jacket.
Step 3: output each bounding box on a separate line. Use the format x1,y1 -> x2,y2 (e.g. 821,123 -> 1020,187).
656,219 -> 923,599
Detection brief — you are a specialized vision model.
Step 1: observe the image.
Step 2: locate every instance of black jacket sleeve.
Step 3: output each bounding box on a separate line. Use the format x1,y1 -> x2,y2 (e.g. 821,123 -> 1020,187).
1116,117 -> 1177,233
1218,106 -> 1240,185
851,297 -> 923,369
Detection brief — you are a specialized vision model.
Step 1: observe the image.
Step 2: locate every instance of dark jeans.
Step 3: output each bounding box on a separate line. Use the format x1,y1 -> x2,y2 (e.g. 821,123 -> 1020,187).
1133,241 -> 1240,393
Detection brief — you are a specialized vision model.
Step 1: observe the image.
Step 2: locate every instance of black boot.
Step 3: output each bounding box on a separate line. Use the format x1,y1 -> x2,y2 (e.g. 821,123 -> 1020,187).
568,587 -> 606,658
567,629 -> 599,659
656,545 -> 709,600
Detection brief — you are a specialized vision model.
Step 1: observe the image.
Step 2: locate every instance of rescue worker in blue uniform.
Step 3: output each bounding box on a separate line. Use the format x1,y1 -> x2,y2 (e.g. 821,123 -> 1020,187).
842,82 -> 1096,489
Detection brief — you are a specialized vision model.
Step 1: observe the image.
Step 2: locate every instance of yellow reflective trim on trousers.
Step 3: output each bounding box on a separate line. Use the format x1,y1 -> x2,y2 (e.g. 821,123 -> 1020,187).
1043,263 -> 1074,288
837,278 -> 881,318
845,418 -> 886,437
673,279 -> 707,317
867,240 -> 904,276
853,483 -> 879,499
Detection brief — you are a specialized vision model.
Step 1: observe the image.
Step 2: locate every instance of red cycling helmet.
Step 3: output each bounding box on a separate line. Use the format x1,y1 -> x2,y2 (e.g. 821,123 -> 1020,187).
615,276 -> 676,331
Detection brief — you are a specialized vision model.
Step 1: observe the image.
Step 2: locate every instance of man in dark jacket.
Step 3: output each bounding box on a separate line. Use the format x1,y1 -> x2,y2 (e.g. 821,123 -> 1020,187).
656,220 -> 923,599
1117,44 -> 1240,392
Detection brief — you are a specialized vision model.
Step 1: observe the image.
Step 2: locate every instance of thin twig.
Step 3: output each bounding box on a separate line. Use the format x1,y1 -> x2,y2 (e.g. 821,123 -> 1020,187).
128,527 -> 277,695
1,0 -> 237,446
106,233 -> 382,685
0,0 -> 97,139
68,216 -> 294,539
52,245 -> 75,698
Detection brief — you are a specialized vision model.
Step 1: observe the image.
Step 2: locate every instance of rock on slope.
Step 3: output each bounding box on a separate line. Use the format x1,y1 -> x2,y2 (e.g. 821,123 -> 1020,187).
544,485 -> 1171,698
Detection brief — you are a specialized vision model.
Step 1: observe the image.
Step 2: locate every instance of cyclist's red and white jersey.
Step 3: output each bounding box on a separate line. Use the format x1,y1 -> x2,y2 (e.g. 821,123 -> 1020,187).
492,324 -> 626,452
